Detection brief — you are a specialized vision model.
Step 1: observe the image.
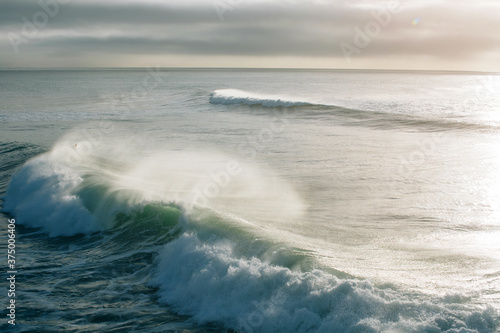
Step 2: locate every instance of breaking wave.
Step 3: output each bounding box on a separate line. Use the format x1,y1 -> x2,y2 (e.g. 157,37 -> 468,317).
209,89 -> 326,107
1,133 -> 498,333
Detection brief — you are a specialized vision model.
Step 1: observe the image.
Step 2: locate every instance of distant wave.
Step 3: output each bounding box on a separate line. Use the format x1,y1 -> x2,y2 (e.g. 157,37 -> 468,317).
209,89 -> 325,107
209,90 -> 500,133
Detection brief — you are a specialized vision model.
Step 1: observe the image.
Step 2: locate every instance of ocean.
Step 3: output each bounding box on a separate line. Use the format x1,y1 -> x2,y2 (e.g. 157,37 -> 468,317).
0,69 -> 499,332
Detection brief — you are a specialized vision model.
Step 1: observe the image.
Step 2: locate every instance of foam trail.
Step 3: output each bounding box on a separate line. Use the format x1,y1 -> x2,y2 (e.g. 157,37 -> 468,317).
209,89 -> 325,107
150,233 -> 498,333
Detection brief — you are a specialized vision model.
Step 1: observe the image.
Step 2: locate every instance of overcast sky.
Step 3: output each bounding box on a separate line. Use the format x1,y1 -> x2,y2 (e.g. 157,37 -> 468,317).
1,0 -> 499,71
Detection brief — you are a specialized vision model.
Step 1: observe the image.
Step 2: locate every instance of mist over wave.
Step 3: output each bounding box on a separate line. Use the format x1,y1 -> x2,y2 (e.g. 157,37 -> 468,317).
1,129 -> 305,237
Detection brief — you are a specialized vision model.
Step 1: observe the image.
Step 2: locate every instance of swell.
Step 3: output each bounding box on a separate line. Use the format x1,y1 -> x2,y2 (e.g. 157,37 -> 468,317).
0,141 -> 45,197
316,107 -> 499,133
0,142 -> 45,173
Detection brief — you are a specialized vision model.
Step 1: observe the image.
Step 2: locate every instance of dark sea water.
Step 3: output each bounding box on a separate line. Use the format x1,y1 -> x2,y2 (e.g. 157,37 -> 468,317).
0,69 -> 499,332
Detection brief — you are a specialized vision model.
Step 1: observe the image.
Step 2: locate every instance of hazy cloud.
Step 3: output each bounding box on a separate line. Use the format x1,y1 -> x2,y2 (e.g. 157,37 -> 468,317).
0,0 -> 499,70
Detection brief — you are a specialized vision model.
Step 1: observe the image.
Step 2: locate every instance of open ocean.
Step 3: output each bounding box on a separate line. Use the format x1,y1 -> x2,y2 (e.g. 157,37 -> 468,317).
1,69 -> 499,332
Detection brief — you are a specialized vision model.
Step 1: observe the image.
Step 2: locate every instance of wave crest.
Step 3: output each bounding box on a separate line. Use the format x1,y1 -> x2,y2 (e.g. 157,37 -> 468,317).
1,130 -> 305,237
209,89 -> 323,107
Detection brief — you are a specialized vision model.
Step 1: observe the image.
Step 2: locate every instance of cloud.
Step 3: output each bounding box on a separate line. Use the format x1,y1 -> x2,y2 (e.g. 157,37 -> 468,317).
0,0 -> 499,70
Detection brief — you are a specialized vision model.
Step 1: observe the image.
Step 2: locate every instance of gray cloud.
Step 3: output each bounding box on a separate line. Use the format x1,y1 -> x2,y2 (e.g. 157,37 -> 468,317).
1,0 -> 499,70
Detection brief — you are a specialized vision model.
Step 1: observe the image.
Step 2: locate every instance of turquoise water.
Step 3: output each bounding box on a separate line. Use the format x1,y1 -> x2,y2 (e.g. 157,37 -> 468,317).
1,69 -> 499,332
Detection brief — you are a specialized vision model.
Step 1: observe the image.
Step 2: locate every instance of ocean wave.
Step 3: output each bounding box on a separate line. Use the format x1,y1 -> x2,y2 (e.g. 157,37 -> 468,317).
1,132 -> 304,236
209,89 -> 324,107
2,133 -> 498,332
150,233 -> 498,333
208,90 -> 500,133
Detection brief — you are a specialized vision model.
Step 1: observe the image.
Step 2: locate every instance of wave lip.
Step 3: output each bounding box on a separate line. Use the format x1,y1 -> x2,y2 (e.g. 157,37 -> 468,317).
209,89 -> 321,107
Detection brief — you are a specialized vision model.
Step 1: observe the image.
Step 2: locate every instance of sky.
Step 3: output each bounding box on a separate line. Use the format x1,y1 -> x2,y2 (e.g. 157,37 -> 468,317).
0,0 -> 499,71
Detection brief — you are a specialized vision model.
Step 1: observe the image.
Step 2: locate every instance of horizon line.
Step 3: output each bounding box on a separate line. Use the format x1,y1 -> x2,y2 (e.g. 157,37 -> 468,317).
0,67 -> 498,74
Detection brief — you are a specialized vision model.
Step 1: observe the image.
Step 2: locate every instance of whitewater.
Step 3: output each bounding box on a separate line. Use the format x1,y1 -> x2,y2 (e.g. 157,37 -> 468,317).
0,69 -> 499,332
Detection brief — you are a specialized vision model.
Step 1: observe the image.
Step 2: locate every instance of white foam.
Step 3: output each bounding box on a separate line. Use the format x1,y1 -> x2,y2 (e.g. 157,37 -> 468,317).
209,89 -> 323,107
1,153 -> 101,236
150,233 -> 498,333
